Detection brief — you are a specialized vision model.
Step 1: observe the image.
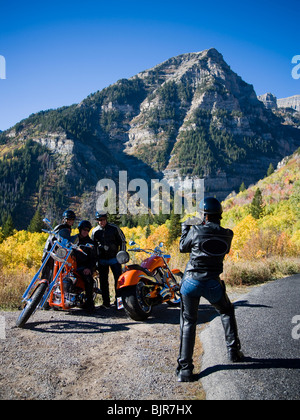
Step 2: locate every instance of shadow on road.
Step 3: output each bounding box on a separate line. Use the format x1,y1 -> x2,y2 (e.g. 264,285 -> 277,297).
16,297 -> 272,334
197,356 -> 300,379
234,300 -> 272,309
19,318 -> 133,334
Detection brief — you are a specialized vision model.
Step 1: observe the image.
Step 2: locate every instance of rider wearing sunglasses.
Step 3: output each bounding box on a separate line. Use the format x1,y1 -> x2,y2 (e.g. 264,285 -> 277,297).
91,211 -> 127,309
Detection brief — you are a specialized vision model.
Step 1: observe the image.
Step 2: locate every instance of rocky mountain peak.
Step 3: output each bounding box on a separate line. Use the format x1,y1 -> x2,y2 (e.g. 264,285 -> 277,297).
257,93 -> 278,109
1,48 -> 300,227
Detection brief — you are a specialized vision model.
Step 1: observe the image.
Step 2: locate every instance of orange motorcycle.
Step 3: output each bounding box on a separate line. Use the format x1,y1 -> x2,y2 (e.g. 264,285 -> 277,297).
116,241 -> 182,321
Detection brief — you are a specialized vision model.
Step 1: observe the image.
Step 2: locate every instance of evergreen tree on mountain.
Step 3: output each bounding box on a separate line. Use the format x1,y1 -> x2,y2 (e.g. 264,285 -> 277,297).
267,163 -> 275,177
168,211 -> 181,244
28,208 -> 44,233
2,214 -> 15,239
250,188 -> 264,219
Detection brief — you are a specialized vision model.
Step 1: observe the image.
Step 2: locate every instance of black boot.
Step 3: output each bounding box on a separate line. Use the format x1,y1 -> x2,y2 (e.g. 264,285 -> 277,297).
176,368 -> 195,382
177,295 -> 199,382
220,306 -> 244,363
83,275 -> 95,312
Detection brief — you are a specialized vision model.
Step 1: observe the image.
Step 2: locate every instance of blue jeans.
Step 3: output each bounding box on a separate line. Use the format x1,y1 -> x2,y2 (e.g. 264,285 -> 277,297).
180,277 -> 224,303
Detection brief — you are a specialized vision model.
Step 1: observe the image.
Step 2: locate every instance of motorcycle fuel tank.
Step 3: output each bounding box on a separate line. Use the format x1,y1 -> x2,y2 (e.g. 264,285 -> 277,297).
141,255 -> 170,271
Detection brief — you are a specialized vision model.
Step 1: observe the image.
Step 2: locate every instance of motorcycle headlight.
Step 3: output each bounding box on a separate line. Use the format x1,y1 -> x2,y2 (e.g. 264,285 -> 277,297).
55,247 -> 68,259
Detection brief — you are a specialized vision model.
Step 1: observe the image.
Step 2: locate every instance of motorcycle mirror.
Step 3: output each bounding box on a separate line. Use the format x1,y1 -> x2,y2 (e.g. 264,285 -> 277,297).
116,251 -> 130,264
129,240 -> 136,246
43,218 -> 52,229
83,243 -> 94,249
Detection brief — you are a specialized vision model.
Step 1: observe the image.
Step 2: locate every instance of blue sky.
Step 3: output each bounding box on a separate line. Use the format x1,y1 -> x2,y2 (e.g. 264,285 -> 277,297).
0,0 -> 299,131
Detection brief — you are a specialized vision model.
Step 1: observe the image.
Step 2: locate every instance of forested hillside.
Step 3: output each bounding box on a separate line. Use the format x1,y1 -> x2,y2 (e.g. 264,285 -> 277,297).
0,140 -> 63,227
222,148 -> 300,259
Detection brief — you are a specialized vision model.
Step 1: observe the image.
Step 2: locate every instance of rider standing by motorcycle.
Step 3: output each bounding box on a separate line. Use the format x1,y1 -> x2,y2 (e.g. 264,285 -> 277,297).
73,220 -> 97,312
177,197 -> 244,382
91,211 -> 126,309
41,210 -> 76,281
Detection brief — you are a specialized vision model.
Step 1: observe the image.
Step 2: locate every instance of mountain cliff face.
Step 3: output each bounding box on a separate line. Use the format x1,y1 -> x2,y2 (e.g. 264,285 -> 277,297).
258,93 -> 300,129
277,95 -> 300,112
1,48 -> 300,228
258,93 -> 300,112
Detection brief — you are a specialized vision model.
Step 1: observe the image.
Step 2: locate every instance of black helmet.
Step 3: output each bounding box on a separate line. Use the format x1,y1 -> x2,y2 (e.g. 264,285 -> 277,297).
78,220 -> 92,231
95,211 -> 108,220
199,197 -> 223,215
62,210 -> 76,220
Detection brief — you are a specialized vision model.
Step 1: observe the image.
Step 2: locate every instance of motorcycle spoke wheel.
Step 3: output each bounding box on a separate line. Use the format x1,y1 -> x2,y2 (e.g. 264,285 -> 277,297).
16,283 -> 47,328
136,281 -> 152,313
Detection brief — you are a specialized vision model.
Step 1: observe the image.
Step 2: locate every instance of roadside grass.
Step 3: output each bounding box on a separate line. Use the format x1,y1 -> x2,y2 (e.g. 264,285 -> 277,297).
0,269 -> 32,310
222,257 -> 300,286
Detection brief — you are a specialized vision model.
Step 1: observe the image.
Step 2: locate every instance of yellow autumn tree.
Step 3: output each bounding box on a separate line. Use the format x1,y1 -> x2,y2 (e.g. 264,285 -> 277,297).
0,230 -> 48,273
230,215 -> 259,260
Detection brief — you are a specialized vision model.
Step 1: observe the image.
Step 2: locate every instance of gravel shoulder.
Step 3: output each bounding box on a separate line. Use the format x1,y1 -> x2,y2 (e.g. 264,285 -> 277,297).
0,285 -> 254,401
0,304 -> 204,400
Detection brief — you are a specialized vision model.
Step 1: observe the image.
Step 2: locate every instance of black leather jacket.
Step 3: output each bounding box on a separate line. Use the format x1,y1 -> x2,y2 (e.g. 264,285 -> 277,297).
180,221 -> 233,281
91,223 -> 126,260
73,234 -> 97,272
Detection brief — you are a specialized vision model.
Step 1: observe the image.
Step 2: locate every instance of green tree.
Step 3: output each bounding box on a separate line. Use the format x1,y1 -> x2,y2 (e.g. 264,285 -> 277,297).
154,211 -> 169,226
28,208 -> 44,233
239,182 -> 246,192
2,214 -> 15,239
168,212 -> 181,244
145,224 -> 151,239
267,163 -> 275,177
250,188 -> 264,219
290,181 -> 300,218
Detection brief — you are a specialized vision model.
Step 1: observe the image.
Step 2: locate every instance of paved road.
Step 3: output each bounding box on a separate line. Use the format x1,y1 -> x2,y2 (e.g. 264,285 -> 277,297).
199,274 -> 300,400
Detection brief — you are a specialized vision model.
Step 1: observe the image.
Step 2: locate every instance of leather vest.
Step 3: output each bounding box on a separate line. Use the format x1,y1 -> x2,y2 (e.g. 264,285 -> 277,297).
180,222 -> 233,280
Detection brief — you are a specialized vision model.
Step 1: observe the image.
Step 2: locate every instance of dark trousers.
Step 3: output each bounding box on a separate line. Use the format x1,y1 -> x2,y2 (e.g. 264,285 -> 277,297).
41,256 -> 54,282
98,261 -> 122,306
177,279 -> 240,374
78,271 -> 94,307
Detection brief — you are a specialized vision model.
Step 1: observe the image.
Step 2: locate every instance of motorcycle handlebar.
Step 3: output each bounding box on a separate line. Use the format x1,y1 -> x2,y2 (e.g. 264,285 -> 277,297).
43,229 -> 89,255
43,218 -> 89,256
128,247 -> 162,255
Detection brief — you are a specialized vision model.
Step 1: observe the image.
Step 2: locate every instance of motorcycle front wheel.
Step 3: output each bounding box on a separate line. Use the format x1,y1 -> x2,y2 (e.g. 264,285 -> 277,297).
16,283 -> 47,328
119,281 -> 152,321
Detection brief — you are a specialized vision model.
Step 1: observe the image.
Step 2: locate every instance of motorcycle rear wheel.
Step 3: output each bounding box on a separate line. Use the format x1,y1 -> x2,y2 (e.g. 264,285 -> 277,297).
167,271 -> 183,307
16,283 -> 47,328
119,281 -> 152,321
